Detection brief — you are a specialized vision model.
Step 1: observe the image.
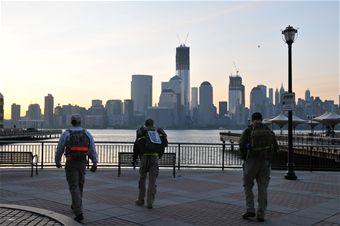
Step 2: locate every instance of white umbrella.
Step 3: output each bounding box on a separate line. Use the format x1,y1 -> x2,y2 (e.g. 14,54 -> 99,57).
269,113 -> 306,134
269,112 -> 288,127
292,115 -> 306,127
269,113 -> 288,134
313,112 -> 330,122
319,112 -> 340,129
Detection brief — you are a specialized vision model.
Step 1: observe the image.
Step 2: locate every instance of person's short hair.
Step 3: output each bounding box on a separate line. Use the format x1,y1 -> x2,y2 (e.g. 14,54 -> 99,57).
145,118 -> 154,127
251,112 -> 263,121
71,114 -> 82,126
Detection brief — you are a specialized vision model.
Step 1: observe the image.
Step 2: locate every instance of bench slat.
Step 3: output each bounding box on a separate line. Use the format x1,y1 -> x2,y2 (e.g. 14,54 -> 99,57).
0,152 -> 38,177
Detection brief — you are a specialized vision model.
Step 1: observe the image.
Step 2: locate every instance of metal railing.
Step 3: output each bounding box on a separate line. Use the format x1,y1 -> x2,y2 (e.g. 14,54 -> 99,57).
0,140 -> 339,171
0,141 -> 241,169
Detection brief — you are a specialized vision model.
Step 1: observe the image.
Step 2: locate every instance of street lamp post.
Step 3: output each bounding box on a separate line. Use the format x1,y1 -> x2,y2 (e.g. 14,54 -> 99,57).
282,25 -> 298,180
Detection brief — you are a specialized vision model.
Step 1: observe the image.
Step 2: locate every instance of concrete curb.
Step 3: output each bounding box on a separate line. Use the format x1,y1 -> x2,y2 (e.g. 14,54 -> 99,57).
0,204 -> 81,226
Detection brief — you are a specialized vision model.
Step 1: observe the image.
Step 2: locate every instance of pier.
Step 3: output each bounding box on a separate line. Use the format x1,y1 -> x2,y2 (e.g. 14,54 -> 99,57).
0,128 -> 62,141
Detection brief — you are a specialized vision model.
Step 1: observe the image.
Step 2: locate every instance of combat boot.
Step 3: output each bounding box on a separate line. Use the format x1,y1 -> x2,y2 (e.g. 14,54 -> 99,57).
135,199 -> 144,206
242,212 -> 256,219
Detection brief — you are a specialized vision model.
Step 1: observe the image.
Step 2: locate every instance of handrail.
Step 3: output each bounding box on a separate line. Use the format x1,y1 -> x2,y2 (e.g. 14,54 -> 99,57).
0,140 -> 229,145
0,140 -> 339,171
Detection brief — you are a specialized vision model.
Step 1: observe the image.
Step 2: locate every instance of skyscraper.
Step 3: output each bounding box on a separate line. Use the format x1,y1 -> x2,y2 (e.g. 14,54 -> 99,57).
159,89 -> 177,109
11,103 -> 21,124
257,85 -> 267,99
305,89 -> 311,102
105,100 -> 123,127
0,93 -> 3,128
162,75 -> 184,106
198,81 -> 216,126
250,86 -> 265,115
176,44 -> 190,113
44,94 -> 54,128
279,83 -> 285,102
131,74 -> 152,115
26,104 -> 41,120
268,88 -> 274,105
219,101 -> 228,117
228,75 -> 245,114
123,99 -> 134,126
191,87 -> 198,110
275,88 -> 280,106
87,100 -> 105,128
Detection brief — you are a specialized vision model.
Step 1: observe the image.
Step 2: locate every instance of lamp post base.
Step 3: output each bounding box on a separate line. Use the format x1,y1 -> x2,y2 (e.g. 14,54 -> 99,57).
285,171 -> 297,180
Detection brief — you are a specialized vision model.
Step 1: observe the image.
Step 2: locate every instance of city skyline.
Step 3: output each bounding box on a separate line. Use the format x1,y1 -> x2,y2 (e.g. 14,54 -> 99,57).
1,1 -> 339,119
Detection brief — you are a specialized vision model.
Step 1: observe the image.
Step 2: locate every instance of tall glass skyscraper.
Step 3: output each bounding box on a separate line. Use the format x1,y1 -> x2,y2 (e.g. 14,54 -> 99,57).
131,74 -> 152,115
228,75 -> 245,114
44,94 -> 54,128
176,44 -> 190,113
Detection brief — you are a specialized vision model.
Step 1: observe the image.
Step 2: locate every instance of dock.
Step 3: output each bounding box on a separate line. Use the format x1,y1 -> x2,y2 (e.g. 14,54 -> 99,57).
0,128 -> 62,141
220,131 -> 340,164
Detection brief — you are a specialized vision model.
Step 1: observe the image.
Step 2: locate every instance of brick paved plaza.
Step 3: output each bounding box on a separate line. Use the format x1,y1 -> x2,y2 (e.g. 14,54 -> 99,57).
0,168 -> 339,226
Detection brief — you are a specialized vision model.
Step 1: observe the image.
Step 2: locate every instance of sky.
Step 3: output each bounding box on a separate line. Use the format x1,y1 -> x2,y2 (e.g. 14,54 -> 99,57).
0,0 -> 339,119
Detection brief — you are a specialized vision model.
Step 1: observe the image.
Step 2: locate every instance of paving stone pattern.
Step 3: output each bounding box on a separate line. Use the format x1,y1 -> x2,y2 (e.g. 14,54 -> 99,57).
0,168 -> 339,226
0,207 -> 62,226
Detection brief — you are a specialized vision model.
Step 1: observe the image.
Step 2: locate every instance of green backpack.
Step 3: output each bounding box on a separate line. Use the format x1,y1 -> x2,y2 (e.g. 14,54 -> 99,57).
248,123 -> 274,159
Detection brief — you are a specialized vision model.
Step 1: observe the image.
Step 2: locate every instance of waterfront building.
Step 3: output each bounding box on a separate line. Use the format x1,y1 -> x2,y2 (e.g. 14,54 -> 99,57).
146,107 -> 174,128
275,88 -> 280,106
198,81 -> 216,126
44,94 -> 54,128
228,75 -> 245,114
26,104 -> 41,120
279,83 -> 285,103
87,100 -> 105,128
219,101 -> 228,118
268,88 -> 273,105
105,100 -> 123,127
131,74 -> 152,116
11,103 -> 21,126
191,87 -> 198,110
250,86 -> 266,116
161,75 -> 185,125
123,99 -> 134,126
176,44 -> 190,113
257,85 -> 267,100
54,104 -> 87,128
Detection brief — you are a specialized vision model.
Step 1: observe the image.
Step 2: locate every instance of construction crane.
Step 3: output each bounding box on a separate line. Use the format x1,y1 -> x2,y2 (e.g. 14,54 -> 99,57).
233,62 -> 239,75
177,33 -> 189,46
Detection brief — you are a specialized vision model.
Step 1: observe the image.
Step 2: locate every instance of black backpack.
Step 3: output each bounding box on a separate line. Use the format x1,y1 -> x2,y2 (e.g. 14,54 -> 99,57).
66,130 -> 90,161
144,128 -> 163,153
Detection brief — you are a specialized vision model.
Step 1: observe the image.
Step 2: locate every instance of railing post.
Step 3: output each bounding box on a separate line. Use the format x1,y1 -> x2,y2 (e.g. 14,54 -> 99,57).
309,145 -> 313,172
177,143 -> 181,171
41,142 -> 44,169
222,141 -> 225,171
230,141 -> 234,152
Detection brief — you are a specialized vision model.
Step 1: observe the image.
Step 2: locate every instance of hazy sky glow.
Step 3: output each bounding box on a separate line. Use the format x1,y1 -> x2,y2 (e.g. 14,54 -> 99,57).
1,1 -> 339,119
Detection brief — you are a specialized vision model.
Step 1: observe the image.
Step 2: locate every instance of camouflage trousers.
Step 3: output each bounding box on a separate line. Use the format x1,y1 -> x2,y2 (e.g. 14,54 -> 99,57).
138,155 -> 159,206
243,158 -> 271,217
65,161 -> 86,216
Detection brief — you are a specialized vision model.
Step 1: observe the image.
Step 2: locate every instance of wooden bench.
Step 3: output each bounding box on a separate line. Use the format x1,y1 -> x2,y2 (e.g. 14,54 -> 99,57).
118,152 -> 176,178
0,152 -> 38,177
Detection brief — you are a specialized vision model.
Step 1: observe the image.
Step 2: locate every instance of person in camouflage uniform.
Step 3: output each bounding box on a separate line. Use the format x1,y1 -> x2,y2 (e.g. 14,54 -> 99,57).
239,112 -> 278,222
133,119 -> 168,209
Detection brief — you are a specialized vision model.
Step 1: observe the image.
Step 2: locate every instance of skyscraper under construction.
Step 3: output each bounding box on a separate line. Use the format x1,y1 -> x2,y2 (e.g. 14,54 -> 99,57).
176,44 -> 190,114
